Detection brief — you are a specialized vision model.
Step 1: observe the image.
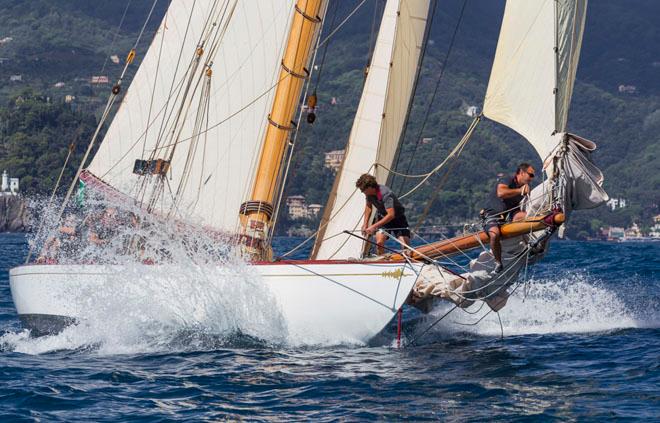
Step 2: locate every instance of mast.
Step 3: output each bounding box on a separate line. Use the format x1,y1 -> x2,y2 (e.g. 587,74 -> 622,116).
239,0 -> 324,260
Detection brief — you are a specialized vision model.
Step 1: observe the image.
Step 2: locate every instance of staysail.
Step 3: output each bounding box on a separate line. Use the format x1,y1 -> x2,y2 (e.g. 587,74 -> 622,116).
312,0 -> 431,260
483,0 -> 587,163
87,1 -> 296,234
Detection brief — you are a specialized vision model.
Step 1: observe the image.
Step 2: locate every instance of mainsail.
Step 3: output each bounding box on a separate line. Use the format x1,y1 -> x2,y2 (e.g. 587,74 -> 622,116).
312,0 -> 431,260
483,0 -> 587,164
87,1 -> 296,234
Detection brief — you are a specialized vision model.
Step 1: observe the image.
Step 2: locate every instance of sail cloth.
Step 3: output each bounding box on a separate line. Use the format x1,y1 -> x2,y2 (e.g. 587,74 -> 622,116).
483,0 -> 588,163
87,0 -> 296,233
312,0 -> 431,260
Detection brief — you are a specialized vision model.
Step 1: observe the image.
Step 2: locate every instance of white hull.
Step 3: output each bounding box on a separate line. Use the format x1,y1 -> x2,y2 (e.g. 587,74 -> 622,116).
9,261 -> 422,343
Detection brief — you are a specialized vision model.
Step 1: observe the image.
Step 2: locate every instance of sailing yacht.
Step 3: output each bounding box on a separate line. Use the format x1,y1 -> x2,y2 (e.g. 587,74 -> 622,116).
9,0 -> 607,343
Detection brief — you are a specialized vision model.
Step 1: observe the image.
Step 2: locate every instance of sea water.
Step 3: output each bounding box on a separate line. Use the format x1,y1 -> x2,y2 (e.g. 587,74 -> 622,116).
1,233 -> 658,420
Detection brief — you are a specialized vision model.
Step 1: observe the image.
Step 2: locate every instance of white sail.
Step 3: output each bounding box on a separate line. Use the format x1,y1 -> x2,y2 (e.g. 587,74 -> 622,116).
87,0 -> 295,233
312,0 -> 430,260
483,0 -> 588,163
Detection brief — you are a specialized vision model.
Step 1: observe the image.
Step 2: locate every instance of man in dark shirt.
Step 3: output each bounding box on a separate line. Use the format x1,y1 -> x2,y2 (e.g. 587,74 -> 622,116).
355,173 -> 410,255
481,163 -> 535,273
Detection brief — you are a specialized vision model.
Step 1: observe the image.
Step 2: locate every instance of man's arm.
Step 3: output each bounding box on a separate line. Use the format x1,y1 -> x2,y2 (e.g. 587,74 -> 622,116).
366,207 -> 395,235
496,183 -> 529,199
361,204 -> 372,234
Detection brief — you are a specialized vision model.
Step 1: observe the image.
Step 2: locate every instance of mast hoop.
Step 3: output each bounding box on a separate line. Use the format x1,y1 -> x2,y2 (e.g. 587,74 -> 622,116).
295,4 -> 322,23
280,60 -> 309,79
239,200 -> 274,219
267,115 -> 296,131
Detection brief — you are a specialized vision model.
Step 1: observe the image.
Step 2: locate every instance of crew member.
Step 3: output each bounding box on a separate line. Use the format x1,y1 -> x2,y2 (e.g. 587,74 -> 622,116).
355,173 -> 410,255
481,163 -> 535,273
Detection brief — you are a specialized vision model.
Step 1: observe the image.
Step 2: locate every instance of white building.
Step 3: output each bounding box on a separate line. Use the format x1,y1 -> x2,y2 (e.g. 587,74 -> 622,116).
466,105 -> 479,117
9,74 -> 22,82
324,149 -> 345,171
650,215 -> 660,239
308,204 -> 323,217
606,198 -> 627,211
1,170 -> 19,195
286,196 -> 322,220
618,84 -> 637,94
286,195 -> 308,219
90,76 -> 109,84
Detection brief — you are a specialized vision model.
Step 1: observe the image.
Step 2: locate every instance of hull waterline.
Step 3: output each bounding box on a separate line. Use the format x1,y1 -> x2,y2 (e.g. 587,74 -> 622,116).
9,261 -> 422,344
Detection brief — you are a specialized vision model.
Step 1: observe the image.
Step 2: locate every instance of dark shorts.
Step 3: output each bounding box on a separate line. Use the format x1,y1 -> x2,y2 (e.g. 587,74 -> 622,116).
381,215 -> 411,238
481,208 -> 506,232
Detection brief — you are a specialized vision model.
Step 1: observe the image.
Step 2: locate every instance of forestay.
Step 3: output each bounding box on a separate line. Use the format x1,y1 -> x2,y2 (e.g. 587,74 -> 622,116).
87,0 -> 295,233
312,0 -> 431,260
483,0 -> 587,163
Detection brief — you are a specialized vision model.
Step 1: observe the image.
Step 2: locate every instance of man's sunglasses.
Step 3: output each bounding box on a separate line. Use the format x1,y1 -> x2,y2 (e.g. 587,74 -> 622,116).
527,171 -> 535,178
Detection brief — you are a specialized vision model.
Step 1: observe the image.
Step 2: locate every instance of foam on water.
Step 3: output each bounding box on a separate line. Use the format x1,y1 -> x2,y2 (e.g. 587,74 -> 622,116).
2,263 -> 289,355
419,272 -> 656,339
2,191 -> 294,354
4,191 -> 657,354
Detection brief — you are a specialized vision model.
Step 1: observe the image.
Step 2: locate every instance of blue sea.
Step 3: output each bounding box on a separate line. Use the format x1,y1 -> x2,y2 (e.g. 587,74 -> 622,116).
1,233 -> 658,421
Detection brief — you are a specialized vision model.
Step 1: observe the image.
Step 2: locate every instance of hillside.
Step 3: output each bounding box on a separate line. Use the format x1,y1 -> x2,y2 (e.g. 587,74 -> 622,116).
0,0 -> 658,238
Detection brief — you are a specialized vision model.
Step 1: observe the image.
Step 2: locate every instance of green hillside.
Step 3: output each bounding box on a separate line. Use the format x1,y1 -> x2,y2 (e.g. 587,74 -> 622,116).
0,0 -> 658,238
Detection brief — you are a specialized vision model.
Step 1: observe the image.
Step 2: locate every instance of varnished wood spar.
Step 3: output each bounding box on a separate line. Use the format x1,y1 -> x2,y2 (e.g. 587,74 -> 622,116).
240,0 -> 323,259
385,213 -> 565,262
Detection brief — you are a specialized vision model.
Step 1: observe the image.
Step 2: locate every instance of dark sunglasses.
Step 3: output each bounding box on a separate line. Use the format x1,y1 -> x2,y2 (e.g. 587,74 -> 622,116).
527,171 -> 535,178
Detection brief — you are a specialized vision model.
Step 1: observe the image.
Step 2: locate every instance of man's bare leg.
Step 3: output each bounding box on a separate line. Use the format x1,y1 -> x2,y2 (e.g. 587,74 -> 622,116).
512,211 -> 527,221
398,235 -> 411,256
488,226 -> 503,272
375,231 -> 387,255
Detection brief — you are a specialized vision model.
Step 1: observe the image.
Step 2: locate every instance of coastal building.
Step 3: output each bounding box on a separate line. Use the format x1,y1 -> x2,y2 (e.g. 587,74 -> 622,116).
466,105 -> 479,117
54,82 -> 66,88
285,196 -> 322,220
308,204 -> 322,217
1,170 -> 19,195
90,76 -> 109,84
624,223 -> 642,239
606,198 -> 627,211
650,215 -> 660,239
9,74 -> 22,82
324,149 -> 345,171
618,84 -> 637,94
65,95 -> 76,104
286,195 -> 308,219
607,226 -> 625,240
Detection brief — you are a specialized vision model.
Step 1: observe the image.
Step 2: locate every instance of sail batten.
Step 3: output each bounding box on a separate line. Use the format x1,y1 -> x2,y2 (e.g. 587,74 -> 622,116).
88,0 -> 296,233
483,0 -> 588,163
313,0 -> 431,260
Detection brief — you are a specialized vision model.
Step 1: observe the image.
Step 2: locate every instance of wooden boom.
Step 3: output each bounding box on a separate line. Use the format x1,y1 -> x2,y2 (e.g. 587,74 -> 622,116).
385,213 -> 565,262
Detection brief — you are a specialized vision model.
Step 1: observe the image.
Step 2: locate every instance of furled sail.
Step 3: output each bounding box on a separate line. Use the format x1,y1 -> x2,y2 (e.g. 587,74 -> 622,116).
483,0 -> 587,163
87,0 -> 296,233
312,0 -> 431,260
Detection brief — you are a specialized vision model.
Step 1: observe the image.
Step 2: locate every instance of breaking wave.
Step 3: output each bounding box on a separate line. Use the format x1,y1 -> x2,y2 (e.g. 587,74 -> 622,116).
1,262 -> 289,355
414,271 -> 657,340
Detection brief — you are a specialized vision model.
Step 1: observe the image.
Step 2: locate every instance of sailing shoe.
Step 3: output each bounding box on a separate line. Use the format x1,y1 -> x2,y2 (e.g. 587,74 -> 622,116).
491,262 -> 504,276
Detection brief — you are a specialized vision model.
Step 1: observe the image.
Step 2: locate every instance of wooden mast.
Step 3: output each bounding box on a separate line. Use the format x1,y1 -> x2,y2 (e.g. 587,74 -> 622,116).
239,0 -> 323,260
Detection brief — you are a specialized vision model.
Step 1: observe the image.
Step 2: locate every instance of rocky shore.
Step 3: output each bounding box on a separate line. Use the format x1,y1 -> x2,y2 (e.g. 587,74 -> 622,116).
0,196 -> 27,232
